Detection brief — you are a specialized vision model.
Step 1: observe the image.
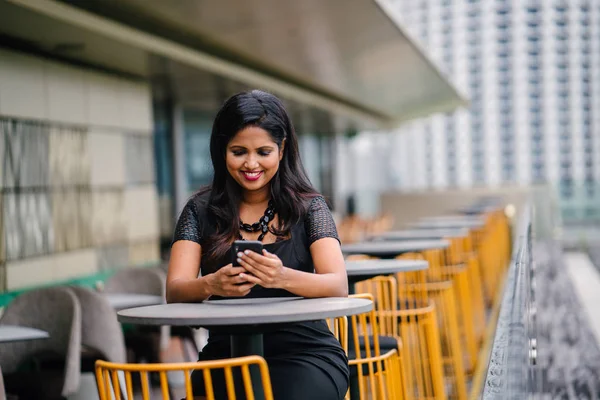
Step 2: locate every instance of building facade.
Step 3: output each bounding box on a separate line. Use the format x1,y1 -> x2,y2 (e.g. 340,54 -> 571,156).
0,47 -> 159,293
0,0 -> 463,301
389,0 -> 600,219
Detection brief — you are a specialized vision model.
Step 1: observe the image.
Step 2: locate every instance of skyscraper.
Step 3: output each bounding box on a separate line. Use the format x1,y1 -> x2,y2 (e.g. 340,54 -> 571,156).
390,1 -> 600,214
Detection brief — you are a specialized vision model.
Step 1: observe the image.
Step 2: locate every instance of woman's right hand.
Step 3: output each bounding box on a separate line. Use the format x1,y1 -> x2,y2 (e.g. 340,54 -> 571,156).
206,264 -> 255,297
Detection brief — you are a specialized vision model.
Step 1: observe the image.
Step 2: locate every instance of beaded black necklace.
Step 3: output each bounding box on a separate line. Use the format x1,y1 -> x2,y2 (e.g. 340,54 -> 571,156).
239,200 -> 276,241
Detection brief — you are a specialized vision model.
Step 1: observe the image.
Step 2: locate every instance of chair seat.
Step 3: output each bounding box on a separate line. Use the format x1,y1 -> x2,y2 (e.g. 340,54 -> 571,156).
358,335 -> 398,351
349,335 -> 398,376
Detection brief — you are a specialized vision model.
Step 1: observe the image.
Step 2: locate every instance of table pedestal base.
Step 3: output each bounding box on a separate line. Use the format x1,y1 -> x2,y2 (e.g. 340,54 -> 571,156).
230,333 -> 265,400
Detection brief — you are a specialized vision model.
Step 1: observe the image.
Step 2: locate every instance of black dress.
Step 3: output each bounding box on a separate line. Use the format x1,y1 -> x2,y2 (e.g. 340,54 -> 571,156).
172,193 -> 350,400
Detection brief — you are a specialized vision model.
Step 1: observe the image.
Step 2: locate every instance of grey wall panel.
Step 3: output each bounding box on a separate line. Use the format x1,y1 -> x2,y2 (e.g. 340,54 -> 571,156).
0,262 -> 5,292
90,190 -> 127,246
0,125 -> 4,189
97,244 -> 129,271
125,134 -> 155,184
3,192 -> 54,260
1,120 -> 50,188
0,193 -> 3,264
49,126 -> 90,186
52,191 -> 93,252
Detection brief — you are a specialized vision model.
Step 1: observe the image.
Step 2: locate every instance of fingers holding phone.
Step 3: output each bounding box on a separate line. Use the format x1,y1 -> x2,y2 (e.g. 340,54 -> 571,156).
207,264 -> 255,297
237,249 -> 286,289
232,240 -> 263,266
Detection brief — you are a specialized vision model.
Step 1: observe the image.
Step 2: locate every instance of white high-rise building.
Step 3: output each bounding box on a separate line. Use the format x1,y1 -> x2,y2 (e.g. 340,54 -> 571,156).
389,1 -> 600,208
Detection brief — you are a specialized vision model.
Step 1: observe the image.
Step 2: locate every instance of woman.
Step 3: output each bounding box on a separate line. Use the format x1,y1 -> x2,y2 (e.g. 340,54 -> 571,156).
167,90 -> 349,399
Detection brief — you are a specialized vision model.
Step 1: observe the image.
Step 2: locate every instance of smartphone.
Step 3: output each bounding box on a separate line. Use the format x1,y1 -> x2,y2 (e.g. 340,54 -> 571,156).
232,240 -> 264,266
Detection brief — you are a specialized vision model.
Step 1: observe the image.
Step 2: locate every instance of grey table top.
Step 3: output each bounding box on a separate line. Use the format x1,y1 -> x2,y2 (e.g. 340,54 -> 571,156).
456,205 -> 499,215
419,215 -> 485,222
345,259 -> 428,276
408,219 -> 485,229
104,293 -> 164,310
342,239 -> 449,256
0,325 -> 49,343
370,228 -> 470,241
117,297 -> 372,327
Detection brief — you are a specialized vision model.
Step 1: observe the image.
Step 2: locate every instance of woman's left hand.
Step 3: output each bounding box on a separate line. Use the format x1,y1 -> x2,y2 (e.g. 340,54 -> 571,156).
236,249 -> 287,289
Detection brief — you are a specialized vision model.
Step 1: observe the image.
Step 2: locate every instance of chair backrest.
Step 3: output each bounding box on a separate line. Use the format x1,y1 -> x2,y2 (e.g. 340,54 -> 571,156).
354,276 -> 399,337
348,293 -> 381,360
104,267 -> 166,296
67,286 -> 127,363
347,349 -> 404,400
0,287 -> 82,397
95,356 -> 274,400
325,316 -> 348,354
394,253 -> 429,303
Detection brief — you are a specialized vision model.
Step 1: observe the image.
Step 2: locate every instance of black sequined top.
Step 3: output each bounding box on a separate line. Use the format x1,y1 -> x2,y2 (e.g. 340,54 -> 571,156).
171,191 -> 349,399
172,191 -> 340,297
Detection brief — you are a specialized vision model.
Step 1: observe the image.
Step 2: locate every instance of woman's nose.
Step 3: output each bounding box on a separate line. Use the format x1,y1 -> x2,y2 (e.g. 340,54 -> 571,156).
244,155 -> 259,169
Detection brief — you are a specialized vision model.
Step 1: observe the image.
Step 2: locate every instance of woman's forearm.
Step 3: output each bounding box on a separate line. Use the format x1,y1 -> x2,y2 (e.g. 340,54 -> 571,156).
280,268 -> 348,298
166,275 -> 213,303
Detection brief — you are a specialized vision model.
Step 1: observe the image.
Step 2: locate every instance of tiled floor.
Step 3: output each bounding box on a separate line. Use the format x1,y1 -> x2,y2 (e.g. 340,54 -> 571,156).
535,241 -> 600,399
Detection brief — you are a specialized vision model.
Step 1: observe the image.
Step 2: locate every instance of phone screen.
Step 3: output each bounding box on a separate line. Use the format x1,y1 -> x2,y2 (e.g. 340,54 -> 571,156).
232,240 -> 264,266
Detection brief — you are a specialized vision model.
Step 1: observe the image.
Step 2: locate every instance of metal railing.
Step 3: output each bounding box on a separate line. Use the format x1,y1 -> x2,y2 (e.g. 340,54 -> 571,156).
482,202 -> 539,399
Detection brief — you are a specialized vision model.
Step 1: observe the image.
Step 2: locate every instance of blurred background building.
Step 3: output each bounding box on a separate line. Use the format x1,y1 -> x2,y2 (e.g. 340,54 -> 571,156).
0,0 -> 465,300
385,0 -> 600,225
1,1 -> 600,398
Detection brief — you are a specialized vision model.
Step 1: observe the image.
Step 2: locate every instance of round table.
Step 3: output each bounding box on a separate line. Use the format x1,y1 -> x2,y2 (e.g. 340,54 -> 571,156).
0,325 -> 49,343
104,293 -> 164,310
346,259 -> 428,293
119,297 -> 371,400
118,297 -> 371,328
342,239 -> 449,258
369,228 -> 470,241
408,219 -> 485,229
456,205 -> 498,215
419,215 -> 485,222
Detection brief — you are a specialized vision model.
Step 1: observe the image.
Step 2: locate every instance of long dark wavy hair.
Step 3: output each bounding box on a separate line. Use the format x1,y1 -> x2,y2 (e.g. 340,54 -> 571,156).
201,90 -> 319,267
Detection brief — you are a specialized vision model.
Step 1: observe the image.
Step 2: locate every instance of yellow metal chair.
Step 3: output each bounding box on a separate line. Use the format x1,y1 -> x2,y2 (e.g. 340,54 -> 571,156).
348,350 -> 405,400
396,253 -> 467,400
326,316 -> 349,354
453,233 -> 487,346
358,276 -> 446,400
436,237 -> 481,373
473,210 -> 511,305
347,293 -> 407,400
95,356 -> 274,400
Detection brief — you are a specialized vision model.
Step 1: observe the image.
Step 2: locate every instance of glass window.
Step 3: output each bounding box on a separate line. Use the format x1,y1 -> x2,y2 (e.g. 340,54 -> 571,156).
153,101 -> 174,199
299,134 -> 323,192
184,110 -> 213,193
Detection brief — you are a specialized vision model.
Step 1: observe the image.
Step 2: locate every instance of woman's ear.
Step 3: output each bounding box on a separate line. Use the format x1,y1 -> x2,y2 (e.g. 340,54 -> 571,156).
279,139 -> 286,161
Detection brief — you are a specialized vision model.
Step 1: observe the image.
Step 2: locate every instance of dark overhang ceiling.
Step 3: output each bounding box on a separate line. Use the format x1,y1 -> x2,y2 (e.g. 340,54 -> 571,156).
1,0 -> 467,128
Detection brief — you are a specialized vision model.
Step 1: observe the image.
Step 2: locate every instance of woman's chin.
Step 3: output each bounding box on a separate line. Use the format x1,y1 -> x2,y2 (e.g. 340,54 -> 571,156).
238,179 -> 267,192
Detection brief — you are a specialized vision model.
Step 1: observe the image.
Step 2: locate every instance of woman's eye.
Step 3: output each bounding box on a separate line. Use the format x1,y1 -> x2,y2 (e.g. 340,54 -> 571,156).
258,150 -> 272,156
232,150 -> 246,156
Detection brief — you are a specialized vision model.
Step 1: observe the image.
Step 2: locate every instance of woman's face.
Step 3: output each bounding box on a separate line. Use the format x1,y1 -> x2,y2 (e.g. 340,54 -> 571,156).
226,126 -> 284,193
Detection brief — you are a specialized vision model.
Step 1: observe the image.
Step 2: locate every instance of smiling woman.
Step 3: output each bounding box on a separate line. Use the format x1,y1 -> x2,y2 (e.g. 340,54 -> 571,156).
226,126 -> 284,194
166,90 -> 349,400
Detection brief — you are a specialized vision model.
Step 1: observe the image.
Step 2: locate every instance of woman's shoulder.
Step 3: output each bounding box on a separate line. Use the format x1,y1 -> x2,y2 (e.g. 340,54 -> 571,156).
184,188 -> 212,214
306,195 -> 331,215
302,194 -> 335,224
172,188 -> 211,246
302,195 -> 339,245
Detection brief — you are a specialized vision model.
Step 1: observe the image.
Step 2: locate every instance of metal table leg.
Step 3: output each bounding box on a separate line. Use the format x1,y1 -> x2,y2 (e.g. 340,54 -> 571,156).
230,333 -> 265,400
